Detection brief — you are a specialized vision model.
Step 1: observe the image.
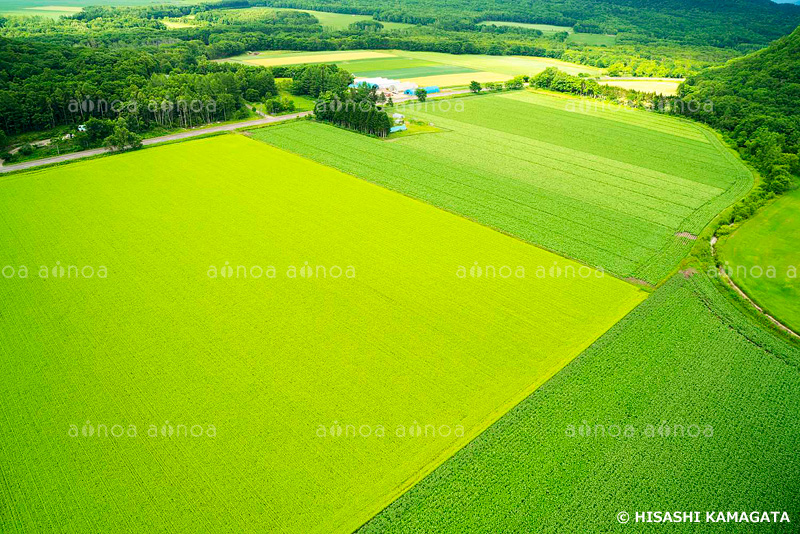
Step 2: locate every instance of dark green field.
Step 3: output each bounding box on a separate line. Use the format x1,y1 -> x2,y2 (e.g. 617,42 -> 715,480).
359,273 -> 800,532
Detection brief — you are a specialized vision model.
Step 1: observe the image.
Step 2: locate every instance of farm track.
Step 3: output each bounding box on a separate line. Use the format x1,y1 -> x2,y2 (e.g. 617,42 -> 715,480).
0,112 -> 311,173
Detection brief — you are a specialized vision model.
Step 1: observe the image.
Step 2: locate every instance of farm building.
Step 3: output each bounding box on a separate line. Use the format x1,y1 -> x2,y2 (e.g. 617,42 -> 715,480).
404,86 -> 441,95
352,78 -> 417,93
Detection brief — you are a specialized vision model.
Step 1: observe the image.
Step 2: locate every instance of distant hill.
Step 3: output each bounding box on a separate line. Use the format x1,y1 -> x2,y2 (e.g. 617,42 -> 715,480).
679,25 -> 800,194
273,0 -> 800,47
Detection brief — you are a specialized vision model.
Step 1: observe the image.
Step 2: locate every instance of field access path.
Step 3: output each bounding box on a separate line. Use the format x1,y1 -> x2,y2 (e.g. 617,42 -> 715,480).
0,112 -> 310,173
0,89 -> 470,174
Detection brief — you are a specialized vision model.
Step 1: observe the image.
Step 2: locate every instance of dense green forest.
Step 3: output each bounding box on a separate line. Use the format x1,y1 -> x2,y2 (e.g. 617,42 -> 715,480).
678,26 -> 800,222
252,0 -> 800,47
1,0 -> 799,169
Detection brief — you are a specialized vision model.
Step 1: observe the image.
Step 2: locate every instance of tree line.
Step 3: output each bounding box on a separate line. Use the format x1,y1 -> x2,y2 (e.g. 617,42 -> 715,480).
313,84 -> 392,137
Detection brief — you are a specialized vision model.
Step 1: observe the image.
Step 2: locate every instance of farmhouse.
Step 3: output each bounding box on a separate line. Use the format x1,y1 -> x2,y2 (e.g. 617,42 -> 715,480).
352,77 -> 417,94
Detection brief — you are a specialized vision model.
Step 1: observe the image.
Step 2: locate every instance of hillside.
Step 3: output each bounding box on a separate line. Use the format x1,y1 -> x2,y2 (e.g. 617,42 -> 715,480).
678,25 -> 800,204
262,0 -> 800,47
680,25 -> 800,150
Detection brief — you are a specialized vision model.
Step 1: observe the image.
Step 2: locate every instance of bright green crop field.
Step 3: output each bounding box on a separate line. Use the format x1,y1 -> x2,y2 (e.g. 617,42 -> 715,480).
720,187 -> 800,332
0,134 -> 645,533
252,91 -> 751,284
359,273 -> 800,533
336,57 -> 476,79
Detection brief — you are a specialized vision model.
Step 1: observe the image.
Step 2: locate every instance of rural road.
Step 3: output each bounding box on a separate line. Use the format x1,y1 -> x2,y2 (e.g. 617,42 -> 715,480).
0,89 -> 471,174
0,111 -> 310,173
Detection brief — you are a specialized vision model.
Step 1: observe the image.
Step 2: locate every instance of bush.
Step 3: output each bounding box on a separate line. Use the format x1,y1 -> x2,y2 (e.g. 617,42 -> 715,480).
263,96 -> 296,115
244,88 -> 260,102
18,144 -> 34,156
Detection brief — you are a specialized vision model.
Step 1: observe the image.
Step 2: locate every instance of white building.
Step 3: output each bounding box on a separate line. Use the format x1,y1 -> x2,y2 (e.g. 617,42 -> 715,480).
353,78 -> 418,94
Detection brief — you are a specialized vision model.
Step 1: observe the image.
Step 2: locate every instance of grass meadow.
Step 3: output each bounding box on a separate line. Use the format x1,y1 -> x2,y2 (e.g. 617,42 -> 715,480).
252,91 -> 751,284
720,187 -> 800,332
0,134 -> 644,533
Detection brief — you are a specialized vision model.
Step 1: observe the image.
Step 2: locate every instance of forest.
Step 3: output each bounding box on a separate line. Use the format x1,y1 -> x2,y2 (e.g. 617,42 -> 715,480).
1,0 -> 799,167
679,26 -> 800,222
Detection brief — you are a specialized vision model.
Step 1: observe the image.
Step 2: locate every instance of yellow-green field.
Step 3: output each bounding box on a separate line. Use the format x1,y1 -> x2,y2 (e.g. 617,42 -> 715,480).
0,3 -> 81,17
227,49 -> 604,86
478,21 -> 574,33
598,77 -> 684,96
0,134 -> 645,533
239,50 -> 396,67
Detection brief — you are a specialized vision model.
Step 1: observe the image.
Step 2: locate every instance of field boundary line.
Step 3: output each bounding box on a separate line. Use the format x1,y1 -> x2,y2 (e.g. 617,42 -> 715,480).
250,123 -> 648,286
345,289 -> 646,534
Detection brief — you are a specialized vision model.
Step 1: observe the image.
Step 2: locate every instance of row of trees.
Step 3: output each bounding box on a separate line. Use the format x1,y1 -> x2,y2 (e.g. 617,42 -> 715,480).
0,37 -> 279,136
313,85 -> 392,137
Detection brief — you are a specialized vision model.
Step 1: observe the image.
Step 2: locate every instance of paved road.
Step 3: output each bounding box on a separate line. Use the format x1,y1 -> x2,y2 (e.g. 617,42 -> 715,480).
0,112 -> 310,174
0,89 -> 472,174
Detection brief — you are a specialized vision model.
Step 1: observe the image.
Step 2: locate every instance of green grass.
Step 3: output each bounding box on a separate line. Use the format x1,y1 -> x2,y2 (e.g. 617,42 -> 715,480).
337,57 -> 476,79
298,9 -> 413,30
0,133 -> 645,533
720,187 -> 800,332
0,0 -> 186,16
567,32 -> 617,46
477,21 -> 573,33
214,6 -> 414,31
388,120 -> 443,138
280,90 -> 315,112
359,273 -> 800,533
251,91 -> 751,284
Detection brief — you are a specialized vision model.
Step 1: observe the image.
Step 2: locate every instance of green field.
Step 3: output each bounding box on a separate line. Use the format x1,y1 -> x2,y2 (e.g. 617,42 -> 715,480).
567,32 -> 617,46
472,22 -> 616,45
337,57 -> 476,79
359,273 -> 800,532
0,0 -> 179,16
0,134 -> 645,533
228,49 -> 604,83
477,21 -> 574,33
252,91 -> 751,284
213,6 -> 414,31
720,187 -> 800,332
